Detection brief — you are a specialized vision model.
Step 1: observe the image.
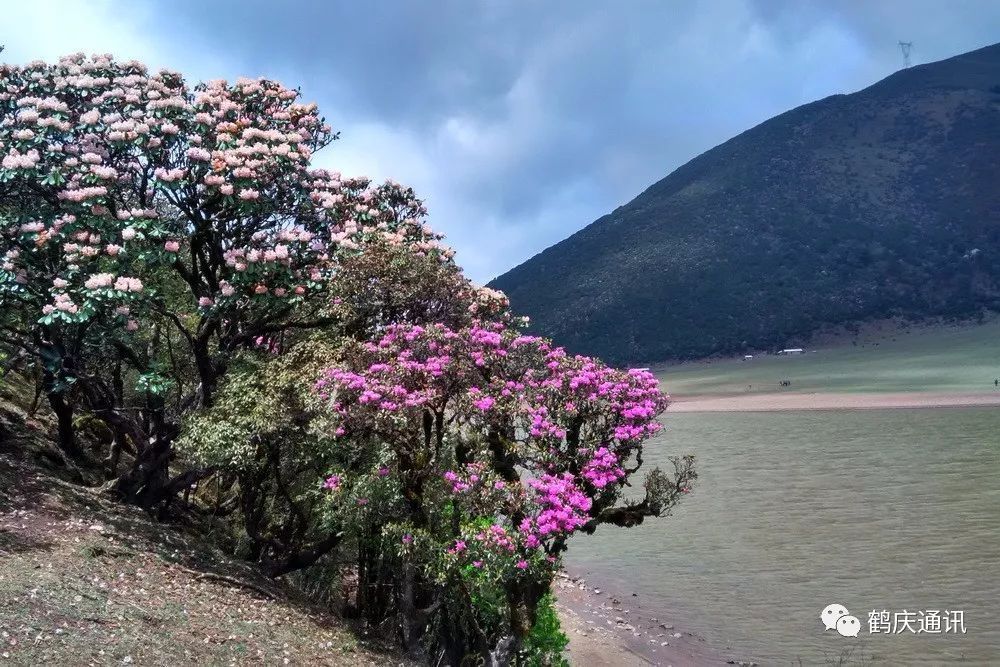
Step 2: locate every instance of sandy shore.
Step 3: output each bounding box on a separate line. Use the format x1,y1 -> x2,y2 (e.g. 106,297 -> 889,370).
668,391 -> 1000,413
554,572 -> 749,667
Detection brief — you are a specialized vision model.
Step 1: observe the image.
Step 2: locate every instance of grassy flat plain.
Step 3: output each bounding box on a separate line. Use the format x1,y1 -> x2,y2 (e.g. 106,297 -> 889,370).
655,319 -> 1000,397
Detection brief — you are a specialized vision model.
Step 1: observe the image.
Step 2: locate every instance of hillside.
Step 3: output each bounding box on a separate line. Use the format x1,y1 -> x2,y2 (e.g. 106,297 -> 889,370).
0,376 -> 403,666
491,43 -> 1000,364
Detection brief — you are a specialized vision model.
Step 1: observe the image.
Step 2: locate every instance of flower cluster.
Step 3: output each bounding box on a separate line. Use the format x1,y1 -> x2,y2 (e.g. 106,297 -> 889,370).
473,523 -> 518,554
0,53 -> 452,336
580,447 -> 625,489
317,321 -> 671,568
323,474 -> 343,491
519,474 -> 593,544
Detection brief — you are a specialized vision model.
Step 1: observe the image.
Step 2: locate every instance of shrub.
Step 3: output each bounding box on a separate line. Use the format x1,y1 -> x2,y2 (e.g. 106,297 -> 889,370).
312,321 -> 697,660
520,594 -> 569,667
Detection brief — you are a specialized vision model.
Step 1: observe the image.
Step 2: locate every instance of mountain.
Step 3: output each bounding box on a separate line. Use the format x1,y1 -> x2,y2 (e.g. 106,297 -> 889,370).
490,43 -> 1000,364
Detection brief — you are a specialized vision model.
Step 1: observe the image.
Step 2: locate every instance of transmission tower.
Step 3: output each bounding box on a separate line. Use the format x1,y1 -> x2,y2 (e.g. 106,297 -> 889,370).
898,41 -> 913,68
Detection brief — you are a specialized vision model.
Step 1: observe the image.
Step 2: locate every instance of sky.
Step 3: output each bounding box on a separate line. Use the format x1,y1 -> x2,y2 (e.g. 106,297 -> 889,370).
2,1 -> 999,282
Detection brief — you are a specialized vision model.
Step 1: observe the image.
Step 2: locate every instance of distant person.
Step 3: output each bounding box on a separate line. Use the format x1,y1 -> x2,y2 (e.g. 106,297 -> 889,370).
995,378 -> 998,388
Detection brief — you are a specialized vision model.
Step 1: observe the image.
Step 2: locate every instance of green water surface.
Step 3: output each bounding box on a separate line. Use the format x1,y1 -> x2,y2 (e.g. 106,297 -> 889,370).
568,408 -> 1000,664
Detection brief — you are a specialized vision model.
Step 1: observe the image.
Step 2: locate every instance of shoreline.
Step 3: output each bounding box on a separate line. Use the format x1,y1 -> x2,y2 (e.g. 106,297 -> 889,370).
667,390 -> 1000,413
555,571 -> 750,667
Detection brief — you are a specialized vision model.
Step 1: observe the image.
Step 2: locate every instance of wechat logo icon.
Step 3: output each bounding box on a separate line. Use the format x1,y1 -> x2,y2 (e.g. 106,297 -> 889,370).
822,603 -> 861,637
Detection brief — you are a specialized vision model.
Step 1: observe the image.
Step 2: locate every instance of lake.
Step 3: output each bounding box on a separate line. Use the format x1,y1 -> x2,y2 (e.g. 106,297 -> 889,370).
567,407 -> 1000,664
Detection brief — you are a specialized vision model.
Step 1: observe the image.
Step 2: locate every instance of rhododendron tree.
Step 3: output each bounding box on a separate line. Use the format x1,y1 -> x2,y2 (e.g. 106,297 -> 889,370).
315,321 -> 696,661
325,239 -> 515,339
0,52 -> 697,666
175,239 -> 520,579
0,53 -> 449,506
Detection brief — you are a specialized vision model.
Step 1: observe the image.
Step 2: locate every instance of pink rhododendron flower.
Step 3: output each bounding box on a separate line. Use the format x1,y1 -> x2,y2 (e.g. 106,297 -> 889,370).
472,396 -> 495,411
84,273 -> 114,289
114,277 -> 143,292
581,447 -> 625,489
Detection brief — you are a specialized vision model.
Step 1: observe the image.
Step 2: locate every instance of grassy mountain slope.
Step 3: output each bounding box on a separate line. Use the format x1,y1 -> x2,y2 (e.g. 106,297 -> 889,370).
491,43 -> 1000,364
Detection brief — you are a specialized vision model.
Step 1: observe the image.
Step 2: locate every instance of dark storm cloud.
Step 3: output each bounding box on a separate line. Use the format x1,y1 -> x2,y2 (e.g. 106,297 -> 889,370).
8,1 -> 999,280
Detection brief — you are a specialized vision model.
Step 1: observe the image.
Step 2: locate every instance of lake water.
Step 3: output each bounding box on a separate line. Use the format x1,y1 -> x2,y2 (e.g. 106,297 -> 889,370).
567,407 -> 1000,664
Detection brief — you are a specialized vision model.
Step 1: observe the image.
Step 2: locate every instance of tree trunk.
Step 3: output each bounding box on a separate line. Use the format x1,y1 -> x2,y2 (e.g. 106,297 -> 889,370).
193,337 -> 217,408
439,604 -> 470,667
487,635 -> 516,667
28,372 -> 44,417
103,430 -> 127,477
356,545 -> 369,620
105,398 -> 176,512
106,441 -> 171,510
501,576 -> 551,664
261,531 -> 342,578
399,563 -> 420,654
44,376 -> 79,458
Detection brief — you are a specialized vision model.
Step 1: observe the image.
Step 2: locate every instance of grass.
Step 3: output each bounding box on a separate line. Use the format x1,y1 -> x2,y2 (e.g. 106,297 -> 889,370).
655,318 -> 1000,396
0,374 -> 406,666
